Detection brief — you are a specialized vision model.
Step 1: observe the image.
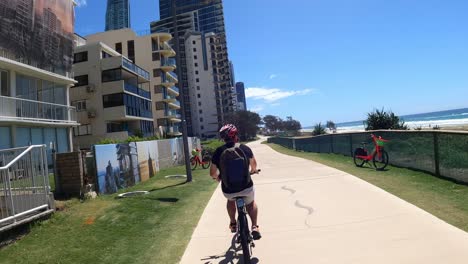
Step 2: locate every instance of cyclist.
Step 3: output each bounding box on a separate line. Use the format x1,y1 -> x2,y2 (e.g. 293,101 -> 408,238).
210,124 -> 261,240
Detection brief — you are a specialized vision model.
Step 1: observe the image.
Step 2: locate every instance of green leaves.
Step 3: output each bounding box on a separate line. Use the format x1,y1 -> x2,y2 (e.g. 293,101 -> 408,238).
365,108 -> 408,131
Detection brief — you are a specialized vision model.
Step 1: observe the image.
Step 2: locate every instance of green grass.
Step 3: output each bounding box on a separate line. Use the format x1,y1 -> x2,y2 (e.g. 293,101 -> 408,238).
266,143 -> 468,232
0,167 -> 218,264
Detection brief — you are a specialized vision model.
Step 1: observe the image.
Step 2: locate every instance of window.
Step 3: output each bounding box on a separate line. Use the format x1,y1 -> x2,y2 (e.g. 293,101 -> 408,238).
0,70 -> 9,96
197,86 -> 200,90
128,40 -> 135,62
102,51 -> 112,59
192,40 -> 196,45
102,69 -> 122,82
115,42 -> 122,54
73,124 -> 91,136
197,94 -> 201,98
200,118 -> 203,122
155,102 -> 165,110
194,63 -> 198,67
196,78 -> 199,83
73,52 -> 88,63
193,48 -> 197,52
72,100 -> 87,112
201,126 -> 204,130
103,93 -> 124,108
154,85 -> 163,93
153,69 -> 162,77
198,102 -> 201,106
199,110 -> 202,114
195,70 -> 199,75
152,53 -> 160,61
107,122 -> 127,133
194,55 -> 198,60
73,75 -> 88,87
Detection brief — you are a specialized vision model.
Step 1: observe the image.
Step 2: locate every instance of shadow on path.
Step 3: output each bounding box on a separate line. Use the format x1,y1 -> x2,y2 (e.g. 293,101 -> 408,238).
148,181 -> 187,193
200,235 -> 259,264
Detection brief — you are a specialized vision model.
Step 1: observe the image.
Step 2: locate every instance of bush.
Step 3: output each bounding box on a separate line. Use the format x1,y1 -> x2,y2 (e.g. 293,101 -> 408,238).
201,139 -> 224,155
365,108 -> 408,131
312,123 -> 326,136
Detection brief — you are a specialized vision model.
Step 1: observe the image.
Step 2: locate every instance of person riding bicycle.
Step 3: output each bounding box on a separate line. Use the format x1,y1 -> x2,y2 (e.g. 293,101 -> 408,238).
210,124 -> 261,240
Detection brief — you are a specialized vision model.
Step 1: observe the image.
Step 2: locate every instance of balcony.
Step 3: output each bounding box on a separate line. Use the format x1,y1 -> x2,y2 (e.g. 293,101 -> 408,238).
162,93 -> 177,103
122,58 -> 150,80
167,71 -> 178,83
166,125 -> 182,136
167,100 -> 181,109
164,109 -> 181,120
155,42 -> 176,57
167,86 -> 179,96
160,57 -> 176,72
124,82 -> 151,100
0,96 -> 77,125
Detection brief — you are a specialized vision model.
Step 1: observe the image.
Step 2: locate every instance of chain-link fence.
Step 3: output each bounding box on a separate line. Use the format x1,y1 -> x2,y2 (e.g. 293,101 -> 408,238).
268,130 -> 468,184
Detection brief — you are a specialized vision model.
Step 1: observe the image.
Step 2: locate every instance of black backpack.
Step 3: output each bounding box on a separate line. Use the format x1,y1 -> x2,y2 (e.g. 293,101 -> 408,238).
219,143 -> 251,192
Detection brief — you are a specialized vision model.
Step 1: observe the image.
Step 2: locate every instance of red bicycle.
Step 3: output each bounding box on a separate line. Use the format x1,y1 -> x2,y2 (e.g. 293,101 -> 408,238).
190,149 -> 211,170
353,134 -> 389,170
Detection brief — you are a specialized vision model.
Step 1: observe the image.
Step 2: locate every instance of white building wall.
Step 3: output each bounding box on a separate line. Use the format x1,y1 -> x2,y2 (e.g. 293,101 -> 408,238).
185,34 -> 219,138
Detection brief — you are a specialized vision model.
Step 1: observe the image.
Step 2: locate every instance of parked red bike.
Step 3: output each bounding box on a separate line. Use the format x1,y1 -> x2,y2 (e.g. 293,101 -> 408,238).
190,149 -> 211,170
353,134 -> 389,170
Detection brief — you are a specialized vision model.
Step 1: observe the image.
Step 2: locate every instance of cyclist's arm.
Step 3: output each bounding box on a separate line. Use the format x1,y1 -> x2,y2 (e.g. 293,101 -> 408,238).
250,157 -> 257,173
210,163 -> 219,180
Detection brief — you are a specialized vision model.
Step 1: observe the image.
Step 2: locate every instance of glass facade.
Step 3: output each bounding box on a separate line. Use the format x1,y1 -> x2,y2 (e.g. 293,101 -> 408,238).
105,0 -> 131,31
16,74 -> 66,105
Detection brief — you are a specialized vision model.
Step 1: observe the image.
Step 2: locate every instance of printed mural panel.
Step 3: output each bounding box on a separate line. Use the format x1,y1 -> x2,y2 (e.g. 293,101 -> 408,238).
95,143 -> 140,194
0,0 -> 75,76
136,141 -> 159,182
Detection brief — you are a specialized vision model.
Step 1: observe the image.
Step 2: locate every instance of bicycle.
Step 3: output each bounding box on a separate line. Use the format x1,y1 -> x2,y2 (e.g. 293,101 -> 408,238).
353,134 -> 389,170
235,169 -> 261,264
190,151 -> 211,170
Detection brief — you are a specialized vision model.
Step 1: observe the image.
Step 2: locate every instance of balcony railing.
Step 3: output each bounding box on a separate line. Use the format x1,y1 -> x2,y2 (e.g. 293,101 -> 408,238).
122,58 -> 150,80
161,57 -> 176,68
167,71 -> 178,82
167,86 -> 179,94
124,82 -> 151,100
164,109 -> 181,118
0,96 -> 77,124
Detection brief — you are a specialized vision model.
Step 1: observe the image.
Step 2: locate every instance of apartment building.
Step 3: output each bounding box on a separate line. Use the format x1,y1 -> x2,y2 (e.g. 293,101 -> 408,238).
77,29 -> 181,143
71,40 -> 154,149
151,0 -> 234,136
184,32 -> 235,138
0,0 -> 77,160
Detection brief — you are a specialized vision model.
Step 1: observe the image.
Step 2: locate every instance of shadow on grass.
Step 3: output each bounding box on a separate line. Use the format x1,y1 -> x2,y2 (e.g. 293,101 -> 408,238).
148,181 -> 187,193
200,235 -> 259,264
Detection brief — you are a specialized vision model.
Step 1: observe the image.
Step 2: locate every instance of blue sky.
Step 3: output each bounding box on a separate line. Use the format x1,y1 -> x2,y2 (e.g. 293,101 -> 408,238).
75,0 -> 468,127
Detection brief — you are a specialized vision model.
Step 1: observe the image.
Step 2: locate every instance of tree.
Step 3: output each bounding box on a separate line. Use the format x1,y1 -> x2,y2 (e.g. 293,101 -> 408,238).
282,116 -> 302,135
326,120 -> 336,132
365,108 -> 408,131
313,122 -> 326,136
224,110 -> 262,140
263,115 -> 283,132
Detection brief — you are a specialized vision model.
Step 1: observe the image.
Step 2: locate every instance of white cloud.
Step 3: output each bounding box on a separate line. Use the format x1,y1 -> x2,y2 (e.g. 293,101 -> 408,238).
269,74 -> 277,79
75,0 -> 87,7
249,105 -> 264,113
246,87 -> 315,102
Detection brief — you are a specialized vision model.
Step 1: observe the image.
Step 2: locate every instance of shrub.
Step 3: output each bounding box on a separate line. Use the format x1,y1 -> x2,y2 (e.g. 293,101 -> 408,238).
365,108 -> 408,130
312,123 -> 326,136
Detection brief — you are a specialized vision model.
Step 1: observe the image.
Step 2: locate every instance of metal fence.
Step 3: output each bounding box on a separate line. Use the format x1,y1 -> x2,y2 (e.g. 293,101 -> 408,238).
268,130 -> 468,184
0,145 -> 54,232
0,95 -> 77,124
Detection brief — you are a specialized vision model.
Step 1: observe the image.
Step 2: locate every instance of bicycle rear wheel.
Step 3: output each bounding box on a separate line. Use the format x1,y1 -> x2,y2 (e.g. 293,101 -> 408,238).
190,157 -> 198,170
201,155 -> 211,169
373,150 -> 389,170
238,211 -> 252,264
353,148 -> 366,167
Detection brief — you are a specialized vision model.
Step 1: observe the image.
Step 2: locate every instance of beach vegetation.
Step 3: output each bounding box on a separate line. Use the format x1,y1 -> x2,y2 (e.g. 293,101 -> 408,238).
365,108 -> 408,130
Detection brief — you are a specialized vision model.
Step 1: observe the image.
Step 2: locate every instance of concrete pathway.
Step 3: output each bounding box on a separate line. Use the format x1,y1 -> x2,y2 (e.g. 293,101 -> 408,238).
180,139 -> 468,264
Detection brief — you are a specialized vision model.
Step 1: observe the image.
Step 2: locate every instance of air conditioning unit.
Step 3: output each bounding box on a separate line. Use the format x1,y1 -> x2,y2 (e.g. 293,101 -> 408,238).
87,110 -> 96,118
86,85 -> 95,93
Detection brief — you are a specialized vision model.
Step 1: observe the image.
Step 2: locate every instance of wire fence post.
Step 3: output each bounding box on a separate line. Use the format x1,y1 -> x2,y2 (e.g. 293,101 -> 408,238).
433,132 -> 440,176
349,134 -> 353,157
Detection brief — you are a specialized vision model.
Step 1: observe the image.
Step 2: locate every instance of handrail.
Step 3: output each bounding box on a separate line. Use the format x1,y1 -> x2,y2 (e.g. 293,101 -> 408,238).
0,95 -> 75,109
0,144 -> 45,170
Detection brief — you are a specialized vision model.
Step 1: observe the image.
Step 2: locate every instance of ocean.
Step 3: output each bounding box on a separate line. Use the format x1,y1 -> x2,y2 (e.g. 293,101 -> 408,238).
307,108 -> 468,132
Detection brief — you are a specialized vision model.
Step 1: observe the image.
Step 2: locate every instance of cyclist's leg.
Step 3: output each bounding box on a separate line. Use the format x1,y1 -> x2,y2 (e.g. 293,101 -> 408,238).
246,200 -> 258,226
227,199 -> 236,223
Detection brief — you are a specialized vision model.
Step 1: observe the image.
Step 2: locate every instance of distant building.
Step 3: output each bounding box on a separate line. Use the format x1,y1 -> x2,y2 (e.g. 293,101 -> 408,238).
105,0 -> 131,31
71,29 -> 181,148
150,0 -> 235,136
0,0 -> 77,161
236,82 -> 247,111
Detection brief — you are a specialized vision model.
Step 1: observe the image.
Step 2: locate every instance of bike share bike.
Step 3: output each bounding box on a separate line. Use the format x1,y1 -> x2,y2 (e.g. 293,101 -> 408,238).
353,134 -> 389,170
190,148 -> 211,169
234,169 -> 260,264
